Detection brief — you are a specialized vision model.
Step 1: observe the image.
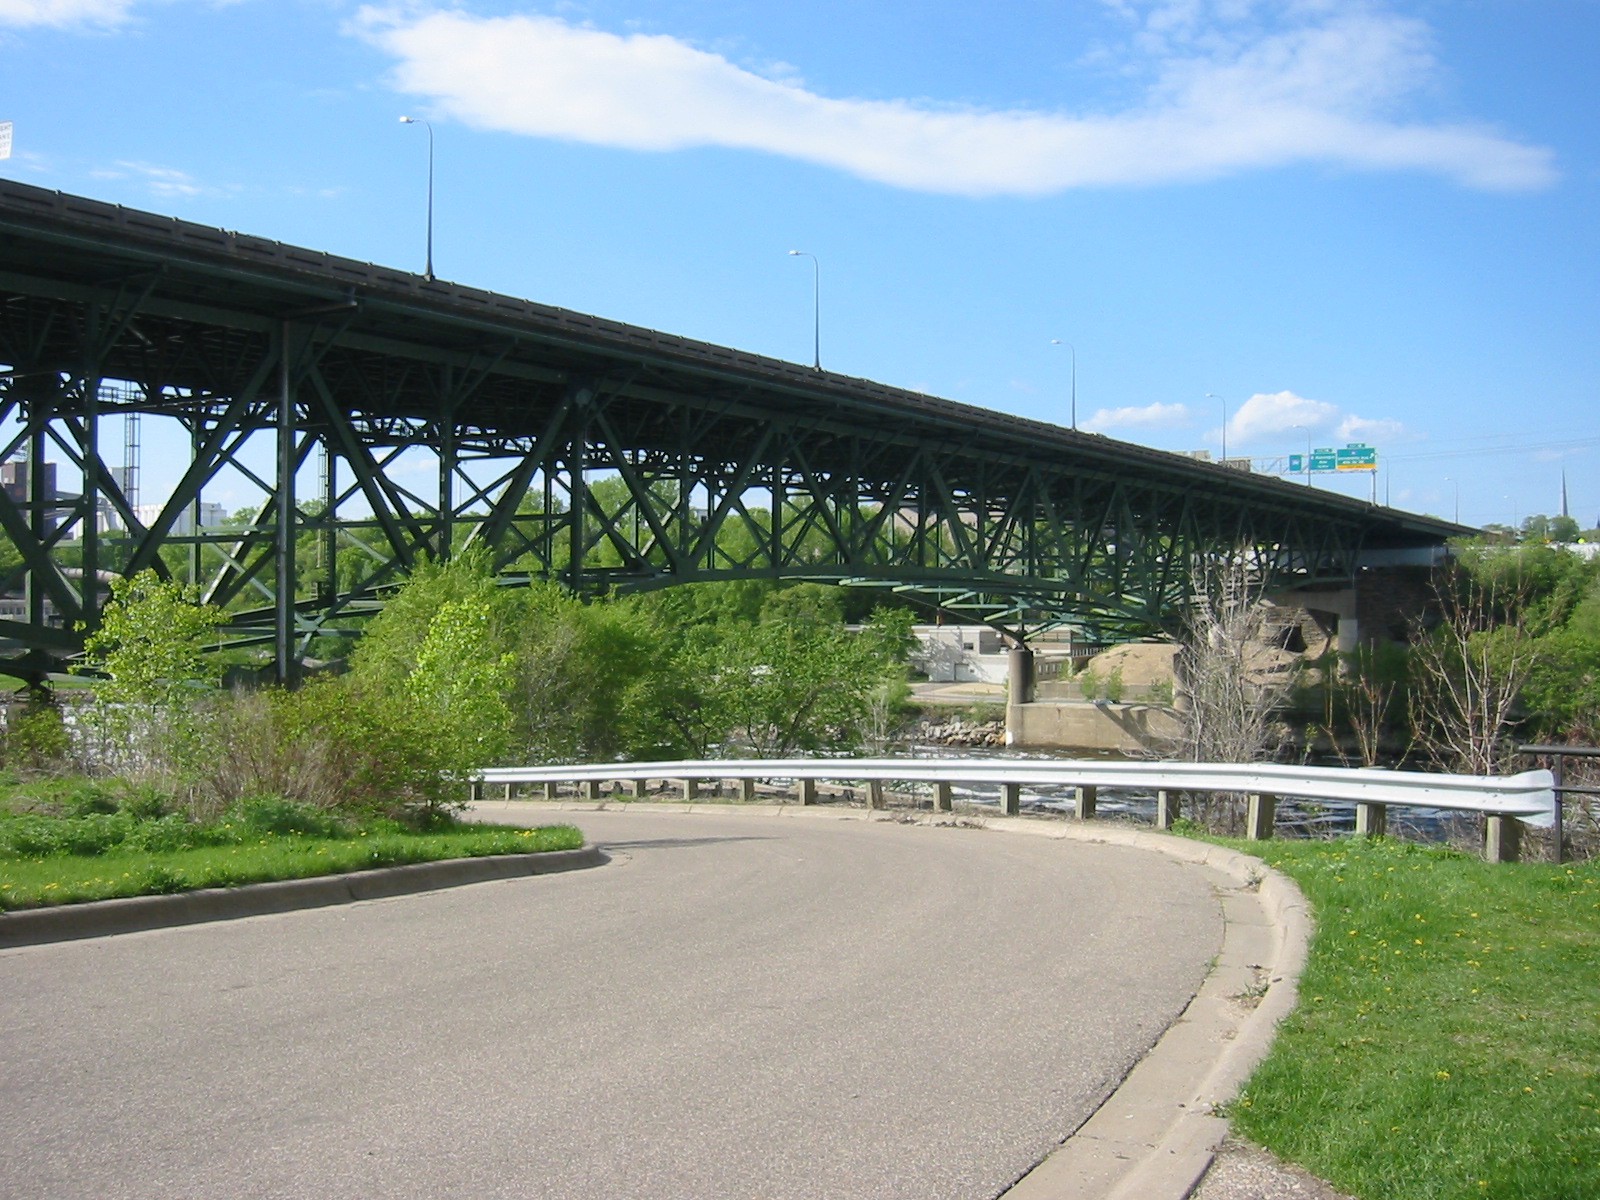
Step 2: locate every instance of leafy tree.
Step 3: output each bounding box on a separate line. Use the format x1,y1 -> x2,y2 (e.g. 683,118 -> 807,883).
405,592 -> 517,815
75,569 -> 226,780
79,570 -> 226,708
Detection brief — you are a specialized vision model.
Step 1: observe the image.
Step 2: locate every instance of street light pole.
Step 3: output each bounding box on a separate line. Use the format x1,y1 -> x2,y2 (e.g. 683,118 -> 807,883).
1206,393 -> 1227,464
788,250 -> 820,371
399,116 -> 435,281
1049,340 -> 1077,430
1445,476 -> 1460,523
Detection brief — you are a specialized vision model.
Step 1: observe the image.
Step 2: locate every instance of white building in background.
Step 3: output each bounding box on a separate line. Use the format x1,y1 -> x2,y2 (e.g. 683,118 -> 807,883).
99,500 -> 227,535
134,502 -> 226,535
910,625 -> 1010,684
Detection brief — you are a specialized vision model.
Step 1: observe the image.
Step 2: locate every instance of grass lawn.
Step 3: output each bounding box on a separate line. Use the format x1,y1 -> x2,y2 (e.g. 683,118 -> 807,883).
0,777 -> 583,911
1219,835 -> 1600,1200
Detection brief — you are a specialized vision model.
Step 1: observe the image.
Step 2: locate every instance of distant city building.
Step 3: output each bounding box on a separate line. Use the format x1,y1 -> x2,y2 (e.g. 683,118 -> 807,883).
0,459 -> 64,535
912,624 -> 1011,684
99,500 -> 227,535
133,502 -> 226,535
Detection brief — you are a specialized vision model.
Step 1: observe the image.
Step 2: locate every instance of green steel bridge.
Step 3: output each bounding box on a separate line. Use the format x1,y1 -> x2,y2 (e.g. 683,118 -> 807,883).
0,181 -> 1461,683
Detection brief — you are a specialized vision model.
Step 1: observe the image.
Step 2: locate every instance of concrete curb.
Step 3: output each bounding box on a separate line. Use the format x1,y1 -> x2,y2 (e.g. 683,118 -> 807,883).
0,845 -> 607,950
469,800 -> 1312,1200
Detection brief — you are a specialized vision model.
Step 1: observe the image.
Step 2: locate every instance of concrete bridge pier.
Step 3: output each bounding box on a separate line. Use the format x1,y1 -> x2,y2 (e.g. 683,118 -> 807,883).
1005,643 -> 1034,748
1008,645 -> 1035,706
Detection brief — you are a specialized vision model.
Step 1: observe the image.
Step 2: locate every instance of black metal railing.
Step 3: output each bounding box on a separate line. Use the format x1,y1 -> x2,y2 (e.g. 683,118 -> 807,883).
1517,744 -> 1600,864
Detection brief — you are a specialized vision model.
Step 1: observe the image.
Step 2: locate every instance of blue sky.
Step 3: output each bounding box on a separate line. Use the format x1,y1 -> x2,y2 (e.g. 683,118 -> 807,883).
2,0 -> 1597,529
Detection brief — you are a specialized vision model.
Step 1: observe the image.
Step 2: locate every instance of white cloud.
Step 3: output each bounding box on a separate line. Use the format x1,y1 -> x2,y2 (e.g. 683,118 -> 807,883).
1082,401 -> 1191,433
0,0 -> 133,27
1227,389 -> 1338,441
1337,414 -> 1404,443
1221,390 -> 1405,448
352,3 -> 1556,196
90,160 -> 213,198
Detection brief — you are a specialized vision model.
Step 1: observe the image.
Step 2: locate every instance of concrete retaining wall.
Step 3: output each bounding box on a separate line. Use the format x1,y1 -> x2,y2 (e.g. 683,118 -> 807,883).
1007,701 -> 1183,753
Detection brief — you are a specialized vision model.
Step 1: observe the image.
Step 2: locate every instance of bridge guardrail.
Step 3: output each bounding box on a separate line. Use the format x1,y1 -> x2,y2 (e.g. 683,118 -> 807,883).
474,758 -> 1555,863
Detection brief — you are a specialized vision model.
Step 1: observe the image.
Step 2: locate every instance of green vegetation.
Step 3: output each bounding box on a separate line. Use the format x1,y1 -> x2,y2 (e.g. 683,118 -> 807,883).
1224,836 -> 1600,1200
0,556 -> 918,908
347,559 -> 917,763
0,777 -> 581,910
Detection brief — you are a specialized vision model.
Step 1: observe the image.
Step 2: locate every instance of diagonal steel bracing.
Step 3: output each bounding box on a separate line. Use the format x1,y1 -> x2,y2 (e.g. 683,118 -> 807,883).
0,180 -> 1463,682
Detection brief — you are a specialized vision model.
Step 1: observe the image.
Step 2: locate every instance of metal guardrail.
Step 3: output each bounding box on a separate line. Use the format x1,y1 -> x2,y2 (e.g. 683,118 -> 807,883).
1517,744 -> 1600,864
475,758 -> 1556,862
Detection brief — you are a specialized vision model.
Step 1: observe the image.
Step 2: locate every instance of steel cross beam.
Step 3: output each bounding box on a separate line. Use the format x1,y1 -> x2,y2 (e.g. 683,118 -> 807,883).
0,181 -> 1464,681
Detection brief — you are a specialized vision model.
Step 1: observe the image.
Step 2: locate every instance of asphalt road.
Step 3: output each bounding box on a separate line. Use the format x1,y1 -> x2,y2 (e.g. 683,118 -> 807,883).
1,809 -> 1223,1200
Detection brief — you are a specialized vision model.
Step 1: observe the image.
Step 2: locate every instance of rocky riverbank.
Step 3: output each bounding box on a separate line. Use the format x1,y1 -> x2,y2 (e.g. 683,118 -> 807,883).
914,715 -> 1006,748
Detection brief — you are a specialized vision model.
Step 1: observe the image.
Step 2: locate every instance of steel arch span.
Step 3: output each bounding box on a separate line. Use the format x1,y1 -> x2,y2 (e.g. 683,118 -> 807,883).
0,182 -> 1461,682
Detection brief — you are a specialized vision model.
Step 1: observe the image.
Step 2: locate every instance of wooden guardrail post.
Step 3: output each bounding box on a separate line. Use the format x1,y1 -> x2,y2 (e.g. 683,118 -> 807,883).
542,780 -> 557,800
1355,802 -> 1387,837
1483,815 -> 1522,864
799,777 -> 817,805
867,780 -> 885,809
1156,789 -> 1178,830
1246,793 -> 1277,840
934,780 -> 953,813
1001,782 -> 1021,816
681,778 -> 700,801
581,779 -> 601,801
631,778 -> 648,799
740,778 -> 756,803
1074,785 -> 1097,821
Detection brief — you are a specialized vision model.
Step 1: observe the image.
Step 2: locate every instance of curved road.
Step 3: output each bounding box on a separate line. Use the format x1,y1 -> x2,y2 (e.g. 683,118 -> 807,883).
1,810 -> 1223,1199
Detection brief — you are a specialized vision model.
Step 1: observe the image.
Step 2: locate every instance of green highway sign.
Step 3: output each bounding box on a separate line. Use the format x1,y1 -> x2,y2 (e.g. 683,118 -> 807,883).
1336,443 -> 1377,471
1288,444 -> 1375,475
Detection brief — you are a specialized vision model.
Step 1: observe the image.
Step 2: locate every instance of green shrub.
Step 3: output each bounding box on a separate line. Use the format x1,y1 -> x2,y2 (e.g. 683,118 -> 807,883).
273,677 -> 457,824
58,778 -> 125,817
2,699 -> 71,772
1079,670 -> 1100,701
233,795 -> 348,839
1105,666 -> 1125,703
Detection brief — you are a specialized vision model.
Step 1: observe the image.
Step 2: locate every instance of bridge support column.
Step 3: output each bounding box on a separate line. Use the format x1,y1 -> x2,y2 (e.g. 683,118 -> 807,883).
1156,789 -> 1178,830
1074,785 -> 1097,821
1008,646 -> 1035,706
799,778 -> 817,806
934,781 -> 953,813
1246,793 -> 1277,840
275,321 -> 298,687
1001,781 -> 1021,817
1483,816 -> 1523,864
1355,802 -> 1388,838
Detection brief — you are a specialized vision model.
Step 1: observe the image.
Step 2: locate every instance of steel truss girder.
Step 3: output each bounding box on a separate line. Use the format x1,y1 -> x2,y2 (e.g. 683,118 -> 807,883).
0,218 -> 1400,679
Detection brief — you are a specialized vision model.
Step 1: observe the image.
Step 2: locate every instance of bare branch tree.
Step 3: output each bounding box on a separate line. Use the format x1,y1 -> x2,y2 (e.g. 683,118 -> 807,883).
1409,559 -> 1544,776
1327,645 -> 1408,768
1174,557 -> 1297,831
